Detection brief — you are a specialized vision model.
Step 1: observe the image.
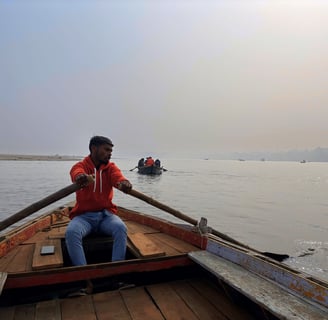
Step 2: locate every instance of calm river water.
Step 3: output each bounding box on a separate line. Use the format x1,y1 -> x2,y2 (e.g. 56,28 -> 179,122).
1,158 -> 327,281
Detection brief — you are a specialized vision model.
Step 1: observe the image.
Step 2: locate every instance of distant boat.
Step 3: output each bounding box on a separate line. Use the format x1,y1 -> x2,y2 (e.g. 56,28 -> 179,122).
300,160 -> 306,163
138,164 -> 163,175
135,157 -> 164,175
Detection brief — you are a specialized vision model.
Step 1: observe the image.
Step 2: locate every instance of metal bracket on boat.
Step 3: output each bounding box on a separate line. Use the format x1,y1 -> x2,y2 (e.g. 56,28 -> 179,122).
194,217 -> 212,235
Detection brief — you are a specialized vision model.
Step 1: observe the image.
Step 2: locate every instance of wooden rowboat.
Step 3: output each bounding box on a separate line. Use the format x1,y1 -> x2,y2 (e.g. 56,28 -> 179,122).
0,191 -> 328,319
138,165 -> 163,175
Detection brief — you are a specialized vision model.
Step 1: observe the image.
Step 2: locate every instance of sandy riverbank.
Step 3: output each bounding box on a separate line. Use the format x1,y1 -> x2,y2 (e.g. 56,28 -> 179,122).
0,154 -> 82,161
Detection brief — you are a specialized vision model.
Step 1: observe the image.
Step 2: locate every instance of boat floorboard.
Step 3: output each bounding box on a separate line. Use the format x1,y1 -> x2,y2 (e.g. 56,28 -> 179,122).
0,277 -> 255,320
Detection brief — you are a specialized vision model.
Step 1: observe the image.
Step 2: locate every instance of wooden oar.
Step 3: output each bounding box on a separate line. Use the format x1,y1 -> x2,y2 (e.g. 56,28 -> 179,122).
0,176 -> 94,232
129,166 -> 138,171
0,183 -> 79,232
129,189 -> 197,225
128,189 -> 289,262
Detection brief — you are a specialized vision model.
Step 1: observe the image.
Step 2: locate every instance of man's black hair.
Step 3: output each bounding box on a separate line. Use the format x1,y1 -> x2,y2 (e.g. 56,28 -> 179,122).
89,136 -> 114,152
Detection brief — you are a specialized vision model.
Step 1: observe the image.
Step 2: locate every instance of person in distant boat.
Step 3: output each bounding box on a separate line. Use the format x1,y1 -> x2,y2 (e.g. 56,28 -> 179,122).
138,158 -> 145,167
155,159 -> 161,167
65,136 -> 132,267
145,156 -> 154,166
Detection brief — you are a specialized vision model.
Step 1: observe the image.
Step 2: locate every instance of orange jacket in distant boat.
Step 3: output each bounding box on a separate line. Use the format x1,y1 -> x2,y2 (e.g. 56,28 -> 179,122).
145,157 -> 154,166
69,155 -> 127,219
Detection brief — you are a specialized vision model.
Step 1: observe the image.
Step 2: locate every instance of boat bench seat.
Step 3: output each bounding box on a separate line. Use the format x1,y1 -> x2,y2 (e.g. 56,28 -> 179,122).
188,250 -> 328,320
32,239 -> 63,271
128,233 -> 165,258
47,224 -> 166,259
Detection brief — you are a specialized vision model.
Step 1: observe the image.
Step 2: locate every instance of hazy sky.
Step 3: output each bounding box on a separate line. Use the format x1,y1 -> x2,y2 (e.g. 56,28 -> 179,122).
1,0 -> 328,158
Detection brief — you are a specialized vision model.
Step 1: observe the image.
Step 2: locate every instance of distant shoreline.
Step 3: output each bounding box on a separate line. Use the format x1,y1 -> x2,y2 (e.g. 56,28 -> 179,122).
0,154 -> 82,161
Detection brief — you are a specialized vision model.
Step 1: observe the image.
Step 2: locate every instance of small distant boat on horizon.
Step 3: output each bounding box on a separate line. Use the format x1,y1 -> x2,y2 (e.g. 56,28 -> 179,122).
130,157 -> 165,175
300,160 -> 307,163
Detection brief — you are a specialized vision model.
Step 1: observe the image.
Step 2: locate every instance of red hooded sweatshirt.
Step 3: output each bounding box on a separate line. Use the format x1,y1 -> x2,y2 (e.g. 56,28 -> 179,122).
69,155 -> 127,219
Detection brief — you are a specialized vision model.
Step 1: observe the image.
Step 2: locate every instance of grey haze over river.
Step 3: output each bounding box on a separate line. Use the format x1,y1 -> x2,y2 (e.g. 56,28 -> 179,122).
1,158 -> 327,281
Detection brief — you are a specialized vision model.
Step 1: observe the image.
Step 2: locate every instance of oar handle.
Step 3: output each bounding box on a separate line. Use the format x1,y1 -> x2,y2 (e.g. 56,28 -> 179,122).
128,189 -> 198,226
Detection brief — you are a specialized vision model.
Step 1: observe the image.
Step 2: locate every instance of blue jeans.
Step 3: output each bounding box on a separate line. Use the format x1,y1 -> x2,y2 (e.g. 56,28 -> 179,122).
65,210 -> 127,266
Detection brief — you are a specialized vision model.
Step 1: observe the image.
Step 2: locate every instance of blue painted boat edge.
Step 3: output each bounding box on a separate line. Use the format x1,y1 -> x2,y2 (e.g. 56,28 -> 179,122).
205,238 -> 328,309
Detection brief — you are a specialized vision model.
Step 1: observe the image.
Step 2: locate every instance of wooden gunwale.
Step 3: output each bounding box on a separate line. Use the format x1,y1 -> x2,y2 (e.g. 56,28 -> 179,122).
189,250 -> 328,320
4,255 -> 194,289
117,206 -> 207,249
206,237 -> 328,309
0,206 -> 71,258
0,216 -> 51,258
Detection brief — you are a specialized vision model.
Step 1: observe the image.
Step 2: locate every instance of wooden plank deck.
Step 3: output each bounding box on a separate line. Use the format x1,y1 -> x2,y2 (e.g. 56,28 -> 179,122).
0,278 -> 256,320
